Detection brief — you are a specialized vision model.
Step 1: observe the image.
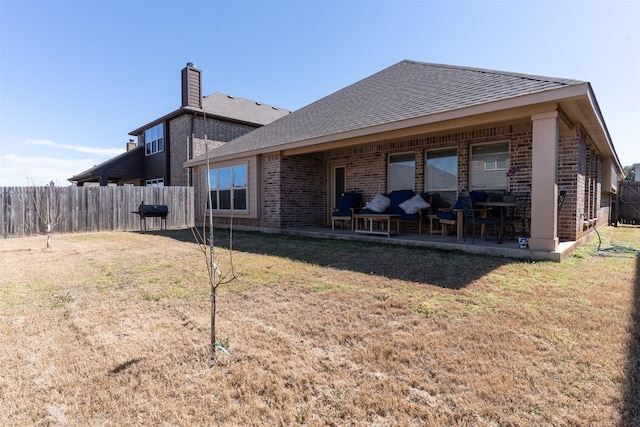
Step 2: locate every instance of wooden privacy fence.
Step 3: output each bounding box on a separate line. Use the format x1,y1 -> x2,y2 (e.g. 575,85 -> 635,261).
617,180 -> 640,225
1,186 -> 194,238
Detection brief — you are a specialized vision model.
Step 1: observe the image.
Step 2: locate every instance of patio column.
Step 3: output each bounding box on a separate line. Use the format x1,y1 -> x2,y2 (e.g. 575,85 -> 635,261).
529,111 -> 559,252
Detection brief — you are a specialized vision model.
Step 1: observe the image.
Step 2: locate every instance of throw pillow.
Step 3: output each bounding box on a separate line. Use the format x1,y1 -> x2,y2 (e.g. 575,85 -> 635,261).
399,194 -> 431,214
364,193 -> 391,213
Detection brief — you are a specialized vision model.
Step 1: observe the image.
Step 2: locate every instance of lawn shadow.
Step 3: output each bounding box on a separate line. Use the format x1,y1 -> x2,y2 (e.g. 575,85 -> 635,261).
154,228 -> 521,290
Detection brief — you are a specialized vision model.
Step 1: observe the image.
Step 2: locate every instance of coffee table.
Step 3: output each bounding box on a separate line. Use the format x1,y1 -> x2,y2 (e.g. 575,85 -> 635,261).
353,214 -> 402,237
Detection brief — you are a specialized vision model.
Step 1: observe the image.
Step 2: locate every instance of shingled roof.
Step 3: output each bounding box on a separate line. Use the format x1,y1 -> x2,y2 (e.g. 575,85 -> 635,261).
188,60 -> 585,162
129,92 -> 290,136
69,144 -> 144,184
200,92 -> 291,125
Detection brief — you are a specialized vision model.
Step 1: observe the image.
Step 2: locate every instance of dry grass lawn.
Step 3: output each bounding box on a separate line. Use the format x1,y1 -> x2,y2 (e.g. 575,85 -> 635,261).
1,225 -> 639,426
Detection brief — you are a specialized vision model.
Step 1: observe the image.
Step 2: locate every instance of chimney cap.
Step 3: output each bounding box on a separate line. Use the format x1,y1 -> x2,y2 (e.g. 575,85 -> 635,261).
186,62 -> 196,68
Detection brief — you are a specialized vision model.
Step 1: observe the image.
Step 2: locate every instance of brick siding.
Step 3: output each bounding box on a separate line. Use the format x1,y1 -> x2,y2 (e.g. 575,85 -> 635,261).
196,119 -> 611,242
325,122 -> 533,207
169,114 -> 258,186
262,153 -> 283,228
558,128 -> 609,241
558,130 -> 580,241
261,153 -> 325,228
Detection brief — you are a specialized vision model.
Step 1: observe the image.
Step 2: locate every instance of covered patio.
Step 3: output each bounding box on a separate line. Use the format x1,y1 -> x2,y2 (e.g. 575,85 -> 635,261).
273,225 -> 580,262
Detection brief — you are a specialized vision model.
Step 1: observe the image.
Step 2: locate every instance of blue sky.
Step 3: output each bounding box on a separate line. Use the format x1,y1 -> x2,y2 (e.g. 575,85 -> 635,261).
1,0 -> 638,186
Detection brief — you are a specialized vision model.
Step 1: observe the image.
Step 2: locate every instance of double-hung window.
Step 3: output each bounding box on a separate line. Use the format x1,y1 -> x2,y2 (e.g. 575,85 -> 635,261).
388,153 -> 415,192
425,148 -> 457,192
145,124 -> 164,156
208,165 -> 247,210
469,141 -> 509,190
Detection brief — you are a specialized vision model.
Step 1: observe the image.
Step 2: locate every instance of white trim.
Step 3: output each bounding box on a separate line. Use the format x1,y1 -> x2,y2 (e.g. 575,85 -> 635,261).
206,161 -> 249,213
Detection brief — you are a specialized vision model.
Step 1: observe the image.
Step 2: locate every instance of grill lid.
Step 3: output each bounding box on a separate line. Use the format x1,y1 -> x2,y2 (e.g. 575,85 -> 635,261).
138,202 -> 168,216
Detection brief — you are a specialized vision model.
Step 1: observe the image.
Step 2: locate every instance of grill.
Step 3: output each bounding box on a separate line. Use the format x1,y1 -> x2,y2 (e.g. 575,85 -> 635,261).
133,201 -> 169,231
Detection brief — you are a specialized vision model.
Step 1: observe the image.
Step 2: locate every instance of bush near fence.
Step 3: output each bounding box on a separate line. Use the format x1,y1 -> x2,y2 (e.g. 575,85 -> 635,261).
0,186 -> 194,238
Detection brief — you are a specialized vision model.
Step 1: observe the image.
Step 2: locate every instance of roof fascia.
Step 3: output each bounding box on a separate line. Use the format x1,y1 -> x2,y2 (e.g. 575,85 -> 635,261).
585,84 -> 622,171
129,108 -> 184,136
184,152 -> 257,168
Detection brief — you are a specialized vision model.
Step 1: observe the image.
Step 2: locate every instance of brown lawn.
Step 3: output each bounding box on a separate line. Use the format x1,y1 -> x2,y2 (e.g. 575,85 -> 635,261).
1,226 -> 639,426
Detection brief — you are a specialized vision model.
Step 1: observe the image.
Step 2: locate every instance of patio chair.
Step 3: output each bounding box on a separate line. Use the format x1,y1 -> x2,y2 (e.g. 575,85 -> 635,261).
331,192 -> 363,230
504,192 -> 530,239
436,191 -> 487,237
459,191 -> 498,244
436,210 -> 457,236
424,193 -> 450,234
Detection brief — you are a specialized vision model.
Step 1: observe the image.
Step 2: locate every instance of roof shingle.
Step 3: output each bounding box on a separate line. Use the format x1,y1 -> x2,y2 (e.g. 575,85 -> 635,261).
200,92 -> 291,125
194,60 -> 585,160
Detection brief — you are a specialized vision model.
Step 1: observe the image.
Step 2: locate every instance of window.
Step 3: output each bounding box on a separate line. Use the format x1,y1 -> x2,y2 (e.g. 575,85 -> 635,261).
208,165 -> 247,210
146,178 -> 164,187
145,124 -> 164,156
469,141 -> 509,190
425,148 -> 457,191
388,153 -> 415,192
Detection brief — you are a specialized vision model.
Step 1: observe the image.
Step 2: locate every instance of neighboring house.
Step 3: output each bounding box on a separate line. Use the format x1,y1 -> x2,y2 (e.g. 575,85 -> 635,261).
185,60 -> 623,259
635,163 -> 640,181
69,63 -> 290,186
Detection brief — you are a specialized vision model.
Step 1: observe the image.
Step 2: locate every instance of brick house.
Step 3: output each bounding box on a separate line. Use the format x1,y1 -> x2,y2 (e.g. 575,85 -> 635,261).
69,63 -> 290,186
185,60 -> 623,259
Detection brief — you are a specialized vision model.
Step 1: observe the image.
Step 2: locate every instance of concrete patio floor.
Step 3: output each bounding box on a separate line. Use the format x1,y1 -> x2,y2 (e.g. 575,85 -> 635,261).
279,226 -> 577,262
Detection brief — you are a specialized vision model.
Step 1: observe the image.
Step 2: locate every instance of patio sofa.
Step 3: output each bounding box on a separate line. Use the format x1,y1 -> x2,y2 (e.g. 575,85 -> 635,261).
361,190 -> 433,234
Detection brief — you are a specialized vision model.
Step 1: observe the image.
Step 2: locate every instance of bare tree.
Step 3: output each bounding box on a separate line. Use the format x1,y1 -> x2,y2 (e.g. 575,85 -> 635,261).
27,180 -> 63,248
191,114 -> 237,367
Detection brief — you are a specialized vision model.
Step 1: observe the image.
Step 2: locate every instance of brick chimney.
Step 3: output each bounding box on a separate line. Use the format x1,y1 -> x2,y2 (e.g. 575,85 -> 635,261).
181,62 -> 202,108
126,139 -> 137,151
